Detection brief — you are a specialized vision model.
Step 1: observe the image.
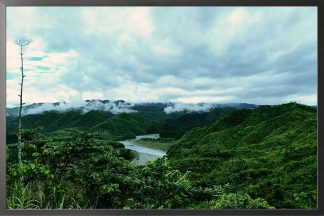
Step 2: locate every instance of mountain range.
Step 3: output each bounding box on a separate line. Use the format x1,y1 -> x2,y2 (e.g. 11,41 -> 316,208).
6,100 -> 258,117
7,100 -> 257,144
5,100 -> 317,208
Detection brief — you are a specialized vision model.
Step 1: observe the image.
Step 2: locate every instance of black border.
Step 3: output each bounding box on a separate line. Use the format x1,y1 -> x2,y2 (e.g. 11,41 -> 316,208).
0,0 -> 323,215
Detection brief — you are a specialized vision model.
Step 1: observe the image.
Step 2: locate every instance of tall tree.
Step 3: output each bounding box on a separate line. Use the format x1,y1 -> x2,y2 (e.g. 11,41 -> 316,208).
15,38 -> 32,163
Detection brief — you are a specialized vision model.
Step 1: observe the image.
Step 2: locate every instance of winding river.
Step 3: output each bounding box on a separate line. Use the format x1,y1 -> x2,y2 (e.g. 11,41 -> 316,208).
120,134 -> 166,165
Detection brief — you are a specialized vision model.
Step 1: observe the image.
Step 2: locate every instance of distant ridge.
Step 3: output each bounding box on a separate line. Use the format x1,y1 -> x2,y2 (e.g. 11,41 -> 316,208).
6,100 -> 258,117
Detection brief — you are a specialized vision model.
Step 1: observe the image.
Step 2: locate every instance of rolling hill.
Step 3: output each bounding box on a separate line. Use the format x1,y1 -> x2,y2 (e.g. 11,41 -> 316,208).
167,103 -> 317,208
6,111 -> 160,143
6,101 -> 248,143
159,107 -> 236,139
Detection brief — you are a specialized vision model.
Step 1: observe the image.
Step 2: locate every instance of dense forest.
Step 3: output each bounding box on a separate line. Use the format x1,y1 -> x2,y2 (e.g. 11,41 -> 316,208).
6,102 -> 317,209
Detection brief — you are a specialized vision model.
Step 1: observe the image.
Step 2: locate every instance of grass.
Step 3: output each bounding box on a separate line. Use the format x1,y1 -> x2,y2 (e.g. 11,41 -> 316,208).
134,139 -> 173,152
7,181 -> 82,209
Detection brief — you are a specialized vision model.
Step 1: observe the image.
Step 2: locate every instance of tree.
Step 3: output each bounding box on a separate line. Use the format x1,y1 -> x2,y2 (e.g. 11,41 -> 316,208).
15,38 -> 32,163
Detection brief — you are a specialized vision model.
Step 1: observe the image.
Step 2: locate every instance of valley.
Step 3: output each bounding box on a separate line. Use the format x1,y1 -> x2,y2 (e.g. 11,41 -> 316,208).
5,6 -> 316,210
5,101 -> 317,209
120,134 -> 167,165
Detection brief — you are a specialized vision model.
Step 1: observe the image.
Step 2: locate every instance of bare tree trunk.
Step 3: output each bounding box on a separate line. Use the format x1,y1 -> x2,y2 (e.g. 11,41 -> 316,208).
17,44 -> 24,163
15,38 -> 32,164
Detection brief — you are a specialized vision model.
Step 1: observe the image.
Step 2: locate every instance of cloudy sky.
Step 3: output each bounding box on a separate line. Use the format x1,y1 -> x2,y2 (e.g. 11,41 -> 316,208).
6,7 -> 317,107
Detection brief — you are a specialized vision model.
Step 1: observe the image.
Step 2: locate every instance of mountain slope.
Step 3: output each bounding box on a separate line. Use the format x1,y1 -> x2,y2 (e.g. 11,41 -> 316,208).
167,103 -> 317,208
92,113 -> 159,139
6,103 -> 245,143
6,110 -> 114,133
160,107 -> 236,139
6,111 -> 158,143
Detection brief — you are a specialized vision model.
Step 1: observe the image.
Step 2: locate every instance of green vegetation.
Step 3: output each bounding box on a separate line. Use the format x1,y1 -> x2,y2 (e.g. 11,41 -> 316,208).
160,107 -> 236,139
7,112 -> 160,143
6,102 -> 317,209
7,128 -> 270,209
167,103 -> 317,208
93,113 -> 159,140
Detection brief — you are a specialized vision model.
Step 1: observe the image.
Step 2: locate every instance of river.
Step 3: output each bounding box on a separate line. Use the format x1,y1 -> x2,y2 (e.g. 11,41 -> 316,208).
119,134 -> 166,165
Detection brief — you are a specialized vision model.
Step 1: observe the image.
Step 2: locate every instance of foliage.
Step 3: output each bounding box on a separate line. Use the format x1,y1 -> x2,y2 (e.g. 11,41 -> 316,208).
160,107 -> 235,139
6,111 -> 160,142
167,103 -> 317,208
7,128 -> 272,209
7,128 -> 136,208
6,102 -> 315,209
7,180 -> 81,209
209,192 -> 273,209
93,113 -> 160,139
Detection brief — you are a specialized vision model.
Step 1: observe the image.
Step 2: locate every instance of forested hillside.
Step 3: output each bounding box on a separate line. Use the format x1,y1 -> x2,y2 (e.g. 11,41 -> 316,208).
6,111 -> 160,143
6,105 -> 238,143
159,107 -> 236,139
6,102 -> 317,209
167,103 -> 317,208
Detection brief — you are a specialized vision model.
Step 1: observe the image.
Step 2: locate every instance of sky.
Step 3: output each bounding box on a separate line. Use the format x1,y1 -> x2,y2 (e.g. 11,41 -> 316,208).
6,7 -> 317,107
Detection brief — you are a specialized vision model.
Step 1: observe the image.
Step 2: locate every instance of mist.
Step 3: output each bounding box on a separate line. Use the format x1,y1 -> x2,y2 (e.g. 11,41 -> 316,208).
6,100 -> 229,116
164,103 -> 216,114
20,100 -> 136,116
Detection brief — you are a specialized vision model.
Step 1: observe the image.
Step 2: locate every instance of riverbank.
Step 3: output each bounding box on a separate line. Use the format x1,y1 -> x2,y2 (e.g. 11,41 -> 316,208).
134,139 -> 172,152
119,134 -> 167,165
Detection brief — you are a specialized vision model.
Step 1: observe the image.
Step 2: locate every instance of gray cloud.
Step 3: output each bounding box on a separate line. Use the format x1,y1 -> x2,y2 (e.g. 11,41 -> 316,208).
6,7 -> 317,106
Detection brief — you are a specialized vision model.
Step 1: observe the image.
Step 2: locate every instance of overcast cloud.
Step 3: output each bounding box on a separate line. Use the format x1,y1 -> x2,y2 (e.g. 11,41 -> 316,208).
6,7 -> 317,107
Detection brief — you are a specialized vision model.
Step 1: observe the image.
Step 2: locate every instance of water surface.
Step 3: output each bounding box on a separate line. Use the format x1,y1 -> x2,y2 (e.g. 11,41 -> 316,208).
120,134 -> 166,165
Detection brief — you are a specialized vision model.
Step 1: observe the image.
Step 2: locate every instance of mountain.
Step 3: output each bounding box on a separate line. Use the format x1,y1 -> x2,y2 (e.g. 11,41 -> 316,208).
6,100 -> 258,144
6,100 -> 258,117
92,113 -> 160,139
159,107 -> 237,139
6,111 -> 159,143
6,100 -> 316,208
218,103 -> 258,109
167,103 -> 317,208
6,100 -> 135,117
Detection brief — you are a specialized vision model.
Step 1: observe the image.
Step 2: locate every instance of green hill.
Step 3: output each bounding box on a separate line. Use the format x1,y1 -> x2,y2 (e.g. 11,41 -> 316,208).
6,110 -> 114,142
6,111 -> 158,143
6,110 -> 114,132
92,113 -> 159,139
160,107 -> 236,139
6,105 -> 238,144
167,103 -> 317,208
